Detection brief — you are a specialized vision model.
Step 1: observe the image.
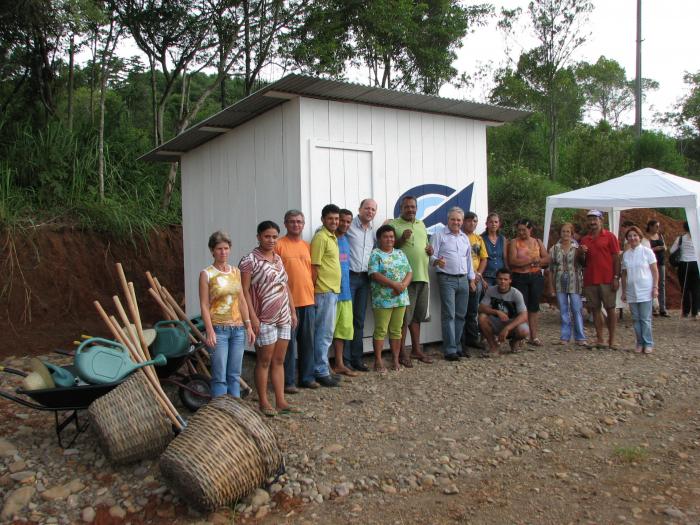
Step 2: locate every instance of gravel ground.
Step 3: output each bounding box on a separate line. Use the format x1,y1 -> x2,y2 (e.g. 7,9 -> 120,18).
1,307 -> 699,524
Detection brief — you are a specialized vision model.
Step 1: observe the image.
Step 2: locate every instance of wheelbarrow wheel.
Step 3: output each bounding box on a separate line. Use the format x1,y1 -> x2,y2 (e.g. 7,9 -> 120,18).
178,374 -> 211,412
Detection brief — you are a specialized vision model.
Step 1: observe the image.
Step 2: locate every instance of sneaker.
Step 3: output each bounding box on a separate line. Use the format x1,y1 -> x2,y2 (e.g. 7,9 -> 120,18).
284,386 -> 299,394
659,311 -> 671,318
350,362 -> 370,372
445,353 -> 460,361
643,347 -> 654,354
316,375 -> 339,387
300,381 -> 320,389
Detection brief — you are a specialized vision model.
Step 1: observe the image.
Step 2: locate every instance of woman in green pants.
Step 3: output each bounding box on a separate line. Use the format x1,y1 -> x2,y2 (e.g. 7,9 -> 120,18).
368,225 -> 413,373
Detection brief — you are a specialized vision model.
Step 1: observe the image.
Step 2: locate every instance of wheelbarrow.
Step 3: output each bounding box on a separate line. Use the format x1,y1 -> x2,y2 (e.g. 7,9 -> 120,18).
150,320 -> 212,412
0,363 -> 122,448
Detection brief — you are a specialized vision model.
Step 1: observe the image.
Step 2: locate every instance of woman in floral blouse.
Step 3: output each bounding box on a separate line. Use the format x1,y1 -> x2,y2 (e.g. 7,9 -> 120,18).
368,225 -> 413,373
548,223 -> 587,347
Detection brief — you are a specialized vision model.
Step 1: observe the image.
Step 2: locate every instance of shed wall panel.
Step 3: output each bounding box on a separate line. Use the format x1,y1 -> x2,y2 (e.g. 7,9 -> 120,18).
298,97 -> 489,347
181,101 -> 300,315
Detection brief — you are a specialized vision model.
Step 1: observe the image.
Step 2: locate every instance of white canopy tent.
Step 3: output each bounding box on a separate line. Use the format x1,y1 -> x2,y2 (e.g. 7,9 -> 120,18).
543,168 -> 700,263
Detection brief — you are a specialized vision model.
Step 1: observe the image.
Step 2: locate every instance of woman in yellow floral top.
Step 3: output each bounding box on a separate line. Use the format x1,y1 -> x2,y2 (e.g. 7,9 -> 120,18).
199,231 -> 255,398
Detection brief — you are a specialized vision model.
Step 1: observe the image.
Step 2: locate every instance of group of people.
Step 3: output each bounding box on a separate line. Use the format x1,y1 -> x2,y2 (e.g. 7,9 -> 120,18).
197,198 -> 698,416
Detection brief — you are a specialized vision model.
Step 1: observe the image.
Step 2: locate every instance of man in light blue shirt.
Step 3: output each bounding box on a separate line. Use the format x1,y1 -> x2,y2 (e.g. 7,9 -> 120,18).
343,198 -> 377,371
430,207 -> 476,360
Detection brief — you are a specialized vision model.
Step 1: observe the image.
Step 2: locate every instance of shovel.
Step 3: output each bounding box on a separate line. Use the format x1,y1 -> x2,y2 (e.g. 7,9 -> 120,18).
75,338 -> 167,385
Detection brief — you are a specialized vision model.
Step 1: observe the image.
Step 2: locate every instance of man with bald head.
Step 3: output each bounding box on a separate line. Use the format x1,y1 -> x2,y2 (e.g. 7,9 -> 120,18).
344,198 -> 378,371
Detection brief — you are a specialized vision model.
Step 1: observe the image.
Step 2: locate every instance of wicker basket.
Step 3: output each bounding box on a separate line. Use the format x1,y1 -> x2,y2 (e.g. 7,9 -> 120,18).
88,371 -> 173,464
159,395 -> 283,511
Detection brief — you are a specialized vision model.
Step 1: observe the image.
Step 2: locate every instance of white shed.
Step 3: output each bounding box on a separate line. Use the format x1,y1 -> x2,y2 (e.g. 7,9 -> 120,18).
142,75 -> 527,348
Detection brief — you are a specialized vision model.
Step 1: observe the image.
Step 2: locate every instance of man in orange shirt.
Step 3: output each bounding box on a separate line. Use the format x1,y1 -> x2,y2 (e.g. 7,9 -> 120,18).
275,210 -> 318,390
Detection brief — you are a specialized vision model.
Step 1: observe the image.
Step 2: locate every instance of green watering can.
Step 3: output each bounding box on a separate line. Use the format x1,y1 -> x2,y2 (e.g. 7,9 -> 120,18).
44,362 -> 78,387
74,338 -> 167,385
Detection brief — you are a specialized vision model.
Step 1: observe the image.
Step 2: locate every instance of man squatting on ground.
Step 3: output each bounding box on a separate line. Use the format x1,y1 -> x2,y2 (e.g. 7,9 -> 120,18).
478,268 -> 530,356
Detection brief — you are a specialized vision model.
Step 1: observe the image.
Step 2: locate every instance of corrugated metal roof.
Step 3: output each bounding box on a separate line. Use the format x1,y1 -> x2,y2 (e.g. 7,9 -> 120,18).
140,74 -> 530,162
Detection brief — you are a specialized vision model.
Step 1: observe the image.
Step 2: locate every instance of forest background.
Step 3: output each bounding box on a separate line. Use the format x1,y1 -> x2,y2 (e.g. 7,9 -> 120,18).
2,0 -> 700,239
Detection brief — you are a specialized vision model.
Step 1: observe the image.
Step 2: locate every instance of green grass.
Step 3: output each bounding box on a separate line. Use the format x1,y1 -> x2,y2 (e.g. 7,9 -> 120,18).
0,121 -> 178,239
613,446 -> 648,463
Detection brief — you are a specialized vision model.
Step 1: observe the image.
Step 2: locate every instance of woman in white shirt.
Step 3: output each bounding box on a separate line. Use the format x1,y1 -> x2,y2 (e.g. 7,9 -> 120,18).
621,226 -> 658,354
670,221 -> 699,318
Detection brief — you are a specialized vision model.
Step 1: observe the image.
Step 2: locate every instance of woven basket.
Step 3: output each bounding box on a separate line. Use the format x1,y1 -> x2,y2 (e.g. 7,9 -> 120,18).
160,395 -> 283,511
88,371 -> 173,464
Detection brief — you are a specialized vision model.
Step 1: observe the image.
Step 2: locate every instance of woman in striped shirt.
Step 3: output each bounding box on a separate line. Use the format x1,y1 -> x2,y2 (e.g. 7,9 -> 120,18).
240,221 -> 299,417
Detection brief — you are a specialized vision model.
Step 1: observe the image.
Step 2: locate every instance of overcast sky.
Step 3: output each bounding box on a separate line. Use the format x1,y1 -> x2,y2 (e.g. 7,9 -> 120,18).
438,0 -> 700,129
105,1 -> 699,131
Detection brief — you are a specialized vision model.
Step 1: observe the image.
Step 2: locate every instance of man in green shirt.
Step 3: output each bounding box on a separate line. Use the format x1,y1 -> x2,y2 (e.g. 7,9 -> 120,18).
391,195 -> 434,366
310,204 -> 342,387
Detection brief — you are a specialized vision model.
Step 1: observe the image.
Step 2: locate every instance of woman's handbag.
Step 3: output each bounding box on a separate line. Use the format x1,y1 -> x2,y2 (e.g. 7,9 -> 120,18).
669,235 -> 683,267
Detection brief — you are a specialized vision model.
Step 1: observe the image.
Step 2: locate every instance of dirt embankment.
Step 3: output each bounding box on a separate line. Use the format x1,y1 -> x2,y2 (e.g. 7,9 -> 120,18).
0,226 -> 184,358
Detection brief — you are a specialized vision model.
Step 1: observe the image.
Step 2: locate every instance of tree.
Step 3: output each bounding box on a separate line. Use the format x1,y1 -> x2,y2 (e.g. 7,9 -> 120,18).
496,0 -> 593,180
95,5 -> 123,201
576,56 -> 658,128
116,0 -> 245,209
285,0 -> 491,95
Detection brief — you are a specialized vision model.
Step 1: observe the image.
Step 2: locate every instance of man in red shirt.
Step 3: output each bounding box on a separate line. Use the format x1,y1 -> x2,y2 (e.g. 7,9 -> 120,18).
577,210 -> 621,349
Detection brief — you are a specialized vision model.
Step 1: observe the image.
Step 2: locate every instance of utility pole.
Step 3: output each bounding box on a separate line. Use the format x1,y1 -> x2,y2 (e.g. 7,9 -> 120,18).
634,0 -> 642,139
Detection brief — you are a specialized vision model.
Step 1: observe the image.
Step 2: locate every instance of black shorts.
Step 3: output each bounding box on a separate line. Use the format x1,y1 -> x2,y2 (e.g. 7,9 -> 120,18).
512,272 -> 544,313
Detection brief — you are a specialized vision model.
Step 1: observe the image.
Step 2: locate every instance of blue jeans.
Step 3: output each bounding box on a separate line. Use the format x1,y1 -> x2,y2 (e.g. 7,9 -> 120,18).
285,305 -> 316,386
629,301 -> 654,348
462,279 -> 483,345
313,292 -> 338,378
437,273 -> 470,356
210,325 -> 246,398
556,292 -> 586,342
345,272 -> 370,366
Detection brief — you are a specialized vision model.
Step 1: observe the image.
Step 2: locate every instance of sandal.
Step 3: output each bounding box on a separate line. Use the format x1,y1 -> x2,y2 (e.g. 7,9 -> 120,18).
335,368 -> 359,377
594,342 -> 608,350
279,406 -> 303,415
634,346 -> 643,353
399,358 -> 414,368
260,406 -> 277,417
643,347 -> 653,354
528,338 -> 544,347
411,353 -> 434,364
608,344 -> 621,351
552,340 -> 568,346
374,365 -> 388,375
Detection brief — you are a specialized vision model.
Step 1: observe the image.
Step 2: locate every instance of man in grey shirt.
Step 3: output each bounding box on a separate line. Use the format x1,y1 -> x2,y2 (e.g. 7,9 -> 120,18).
478,268 -> 530,357
343,198 -> 377,371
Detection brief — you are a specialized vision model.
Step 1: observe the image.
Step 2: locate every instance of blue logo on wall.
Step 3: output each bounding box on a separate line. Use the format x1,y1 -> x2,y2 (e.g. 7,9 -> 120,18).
393,183 -> 474,232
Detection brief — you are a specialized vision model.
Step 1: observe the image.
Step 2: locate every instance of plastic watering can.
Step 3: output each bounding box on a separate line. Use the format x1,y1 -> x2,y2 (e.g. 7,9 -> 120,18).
43,362 -> 78,387
74,338 -> 167,385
